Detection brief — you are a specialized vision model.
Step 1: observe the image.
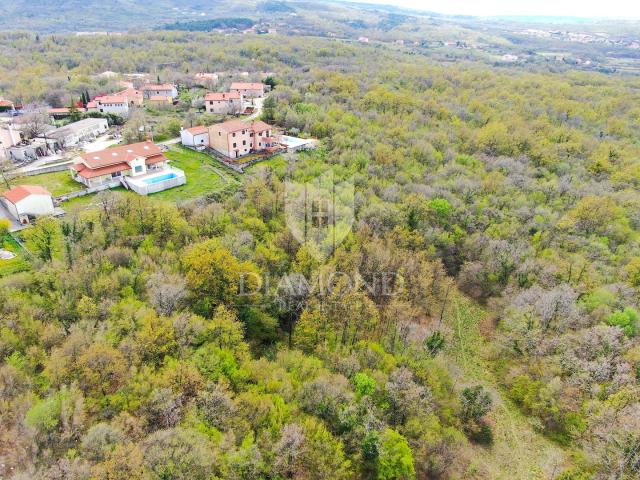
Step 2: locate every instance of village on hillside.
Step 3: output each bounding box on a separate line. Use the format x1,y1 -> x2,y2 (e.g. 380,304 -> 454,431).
0,73 -> 316,242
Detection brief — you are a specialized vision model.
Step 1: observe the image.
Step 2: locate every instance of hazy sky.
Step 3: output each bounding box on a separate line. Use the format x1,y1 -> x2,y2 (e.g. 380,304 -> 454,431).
349,0 -> 640,18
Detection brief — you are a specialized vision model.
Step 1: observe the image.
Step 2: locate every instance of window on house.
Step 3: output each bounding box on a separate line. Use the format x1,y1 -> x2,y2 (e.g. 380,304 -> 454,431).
233,143 -> 237,148
242,140 -> 246,145
111,171 -> 121,178
134,165 -> 143,173
232,133 -> 236,137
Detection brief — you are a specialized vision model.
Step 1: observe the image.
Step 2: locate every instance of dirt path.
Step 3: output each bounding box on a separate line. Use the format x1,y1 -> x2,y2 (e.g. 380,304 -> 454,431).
444,296 -> 569,479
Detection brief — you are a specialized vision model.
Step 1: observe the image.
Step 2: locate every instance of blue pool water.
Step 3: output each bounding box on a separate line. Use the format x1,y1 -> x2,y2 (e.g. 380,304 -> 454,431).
143,172 -> 177,184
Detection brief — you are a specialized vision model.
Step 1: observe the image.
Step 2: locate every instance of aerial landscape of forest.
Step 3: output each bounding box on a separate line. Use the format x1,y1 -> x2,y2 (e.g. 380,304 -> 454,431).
1,1 -> 640,479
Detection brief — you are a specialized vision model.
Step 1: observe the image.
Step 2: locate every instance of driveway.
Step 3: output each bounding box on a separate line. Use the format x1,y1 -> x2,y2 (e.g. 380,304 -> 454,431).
84,134 -> 120,153
245,97 -> 265,121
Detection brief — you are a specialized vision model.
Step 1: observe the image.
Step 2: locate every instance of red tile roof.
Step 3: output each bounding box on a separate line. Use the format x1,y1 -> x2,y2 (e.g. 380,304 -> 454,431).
250,120 -> 272,132
205,91 -> 241,101
115,88 -> 143,98
212,120 -> 272,134
73,162 -> 130,179
142,84 -> 175,91
230,82 -> 264,90
185,126 -> 209,135
2,185 -> 51,204
79,141 -> 164,169
0,100 -> 14,108
97,96 -> 128,104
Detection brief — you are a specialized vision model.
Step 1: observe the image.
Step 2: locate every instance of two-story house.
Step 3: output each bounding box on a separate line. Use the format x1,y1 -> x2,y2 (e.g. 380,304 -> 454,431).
114,87 -> 144,106
230,82 -> 265,99
142,84 -> 178,100
95,96 -> 130,117
208,120 -> 275,159
204,92 -> 243,114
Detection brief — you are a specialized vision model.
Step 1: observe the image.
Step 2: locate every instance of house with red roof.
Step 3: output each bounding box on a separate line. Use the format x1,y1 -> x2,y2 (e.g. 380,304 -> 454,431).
69,141 -> 186,195
114,88 -> 144,106
180,126 -> 209,149
142,84 -> 178,100
95,96 -> 130,117
208,120 -> 276,159
1,185 -> 54,225
230,82 -> 265,98
0,99 -> 14,112
204,91 -> 243,114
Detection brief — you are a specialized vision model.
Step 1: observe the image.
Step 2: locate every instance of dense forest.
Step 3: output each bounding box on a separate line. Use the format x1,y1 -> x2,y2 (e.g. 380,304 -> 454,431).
2,25 -> 640,480
161,18 -> 256,32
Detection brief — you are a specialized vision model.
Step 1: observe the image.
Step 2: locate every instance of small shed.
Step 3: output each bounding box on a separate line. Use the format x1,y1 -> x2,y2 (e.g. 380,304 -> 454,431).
1,185 -> 55,225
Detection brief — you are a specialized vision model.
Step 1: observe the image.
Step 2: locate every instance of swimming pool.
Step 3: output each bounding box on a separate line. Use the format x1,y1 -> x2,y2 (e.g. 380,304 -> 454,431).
143,172 -> 178,184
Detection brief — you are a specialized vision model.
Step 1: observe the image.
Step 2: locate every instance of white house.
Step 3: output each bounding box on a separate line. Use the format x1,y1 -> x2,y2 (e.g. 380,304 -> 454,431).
0,124 -> 22,160
39,118 -> 108,148
70,141 -> 186,195
1,185 -> 55,225
180,126 -> 209,149
95,96 -> 130,117
204,91 -> 243,114
142,84 -> 178,100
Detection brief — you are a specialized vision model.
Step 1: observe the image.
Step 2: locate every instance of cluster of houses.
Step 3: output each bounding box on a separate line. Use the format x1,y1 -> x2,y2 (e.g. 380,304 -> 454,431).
181,118 -> 315,160
204,82 -> 265,114
0,76 -> 310,230
50,84 -> 179,119
0,118 -> 109,162
181,119 -> 277,159
0,139 -> 189,228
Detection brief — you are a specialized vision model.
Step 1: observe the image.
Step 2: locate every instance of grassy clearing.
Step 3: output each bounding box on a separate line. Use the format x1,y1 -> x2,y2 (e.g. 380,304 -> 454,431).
8,170 -> 80,197
244,154 -> 288,174
0,235 -> 30,277
156,145 -> 241,202
443,295 -> 569,479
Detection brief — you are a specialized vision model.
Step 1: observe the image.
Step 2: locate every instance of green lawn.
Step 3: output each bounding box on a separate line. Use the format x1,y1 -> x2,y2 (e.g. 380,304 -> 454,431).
6,147 -> 241,213
9,170 -> 80,197
244,154 -> 288,174
154,145 -> 241,202
0,235 -> 30,277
